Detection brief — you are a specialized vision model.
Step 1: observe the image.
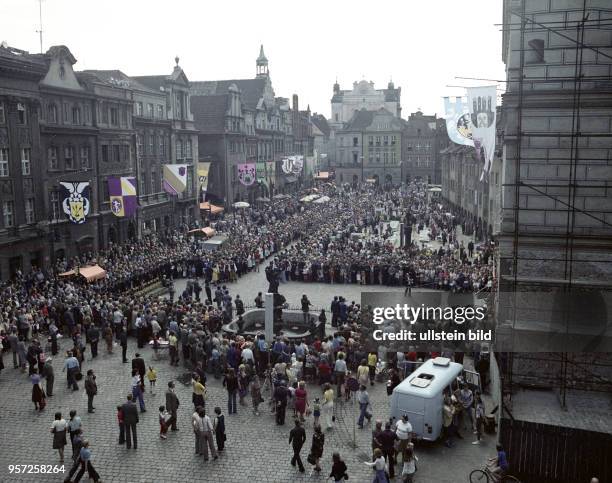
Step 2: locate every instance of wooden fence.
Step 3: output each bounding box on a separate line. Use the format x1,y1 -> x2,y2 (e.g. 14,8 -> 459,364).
500,418 -> 612,483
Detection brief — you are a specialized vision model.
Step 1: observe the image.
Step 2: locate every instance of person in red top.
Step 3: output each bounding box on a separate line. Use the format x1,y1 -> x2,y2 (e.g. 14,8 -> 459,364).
116,405 -> 125,445
318,359 -> 331,386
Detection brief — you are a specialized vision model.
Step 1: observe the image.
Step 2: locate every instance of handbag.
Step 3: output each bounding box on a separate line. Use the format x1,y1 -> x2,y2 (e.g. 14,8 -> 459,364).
306,453 -> 316,465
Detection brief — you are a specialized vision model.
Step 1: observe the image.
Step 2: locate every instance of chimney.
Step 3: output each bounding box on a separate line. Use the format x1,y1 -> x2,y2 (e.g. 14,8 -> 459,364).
292,94 -> 298,112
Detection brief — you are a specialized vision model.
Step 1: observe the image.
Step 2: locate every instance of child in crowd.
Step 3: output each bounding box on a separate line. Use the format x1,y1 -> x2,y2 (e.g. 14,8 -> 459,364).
116,405 -> 124,445
147,366 -> 157,394
158,405 -> 170,439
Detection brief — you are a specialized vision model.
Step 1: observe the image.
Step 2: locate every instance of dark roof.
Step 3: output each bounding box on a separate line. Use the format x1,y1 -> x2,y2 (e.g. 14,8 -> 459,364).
131,75 -> 168,90
191,78 -> 267,110
190,95 -> 228,134
343,108 -> 403,131
310,114 -> 330,137
0,44 -> 48,76
344,109 -> 375,130
81,70 -> 158,92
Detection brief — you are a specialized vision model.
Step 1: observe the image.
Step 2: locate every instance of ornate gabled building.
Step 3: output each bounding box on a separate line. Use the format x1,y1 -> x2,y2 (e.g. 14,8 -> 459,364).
132,58 -> 199,229
190,46 -> 313,205
330,79 -> 401,126
333,107 -> 403,185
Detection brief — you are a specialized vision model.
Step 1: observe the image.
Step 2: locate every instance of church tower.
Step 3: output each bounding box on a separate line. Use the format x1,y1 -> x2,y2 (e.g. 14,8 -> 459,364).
256,44 -> 268,78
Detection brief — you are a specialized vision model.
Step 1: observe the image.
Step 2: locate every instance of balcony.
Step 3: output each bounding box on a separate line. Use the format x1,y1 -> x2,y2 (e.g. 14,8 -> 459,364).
139,192 -> 170,206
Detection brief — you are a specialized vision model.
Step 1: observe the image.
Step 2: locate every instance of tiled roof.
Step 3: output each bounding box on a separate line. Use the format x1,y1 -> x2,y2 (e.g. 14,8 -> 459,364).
190,95 -> 228,134
131,75 -> 168,90
310,114 -> 330,137
190,78 -> 266,110
81,70 -> 158,92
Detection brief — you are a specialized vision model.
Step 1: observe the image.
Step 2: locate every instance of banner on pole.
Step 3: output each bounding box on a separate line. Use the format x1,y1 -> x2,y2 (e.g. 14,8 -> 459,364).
443,96 -> 474,147
467,86 -> 497,178
197,162 -> 211,194
163,164 -> 188,195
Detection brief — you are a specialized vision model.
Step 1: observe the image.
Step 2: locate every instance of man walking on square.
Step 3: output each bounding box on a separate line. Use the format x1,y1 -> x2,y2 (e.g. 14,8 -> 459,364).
121,394 -> 139,449
165,381 -> 180,431
289,419 -> 306,473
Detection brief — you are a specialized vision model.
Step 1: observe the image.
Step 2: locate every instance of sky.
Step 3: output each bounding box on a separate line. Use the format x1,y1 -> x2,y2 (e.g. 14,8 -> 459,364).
1,0 -> 506,119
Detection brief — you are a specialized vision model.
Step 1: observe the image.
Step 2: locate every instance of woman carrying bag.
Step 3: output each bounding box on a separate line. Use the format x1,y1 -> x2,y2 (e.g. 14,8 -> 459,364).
50,412 -> 68,463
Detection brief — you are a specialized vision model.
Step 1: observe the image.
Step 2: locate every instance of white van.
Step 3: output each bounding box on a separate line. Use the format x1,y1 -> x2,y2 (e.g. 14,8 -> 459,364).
390,357 -> 476,442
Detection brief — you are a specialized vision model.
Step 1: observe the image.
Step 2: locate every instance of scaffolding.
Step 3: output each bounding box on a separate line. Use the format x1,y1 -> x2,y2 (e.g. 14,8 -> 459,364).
497,0 -> 612,410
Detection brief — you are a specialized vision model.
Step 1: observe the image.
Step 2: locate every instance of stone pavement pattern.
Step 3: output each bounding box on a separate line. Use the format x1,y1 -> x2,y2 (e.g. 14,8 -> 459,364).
0,268 -> 493,483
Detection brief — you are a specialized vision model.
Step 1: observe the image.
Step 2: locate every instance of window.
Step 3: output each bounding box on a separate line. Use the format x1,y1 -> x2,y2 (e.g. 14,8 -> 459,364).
64,146 -> 74,170
121,145 -> 129,162
47,104 -> 57,123
391,135 -> 396,145
0,103 -> 5,124
50,191 -> 61,220
149,134 -> 154,155
0,148 -> 8,176
72,106 -> 81,125
80,146 -> 89,168
63,103 -> 69,122
113,145 -> 120,162
25,198 -> 35,224
21,148 -> 31,175
147,103 -> 154,118
121,106 -> 128,125
177,139 -> 183,159
353,152 -> 358,164
136,102 -> 143,116
101,104 -> 108,123
175,93 -> 183,118
368,136 -> 373,146
48,146 -> 58,170
185,139 -> 192,158
17,103 -> 26,124
376,136 -> 381,146
368,153 -> 373,163
384,136 -> 388,146
84,104 -> 91,124
158,105 -> 164,119
110,108 -> 118,125
137,135 -> 144,159
101,145 -> 109,163
3,201 -> 14,227
353,137 -> 358,147
150,171 -> 156,194
383,152 -> 388,164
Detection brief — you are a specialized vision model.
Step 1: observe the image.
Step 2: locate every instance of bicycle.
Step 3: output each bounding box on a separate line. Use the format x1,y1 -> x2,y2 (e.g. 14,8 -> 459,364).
469,465 -> 521,483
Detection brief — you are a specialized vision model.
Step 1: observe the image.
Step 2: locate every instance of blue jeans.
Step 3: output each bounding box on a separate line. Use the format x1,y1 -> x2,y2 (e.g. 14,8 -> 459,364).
358,402 -> 371,427
132,385 -> 145,411
373,469 -> 388,483
227,390 -> 237,414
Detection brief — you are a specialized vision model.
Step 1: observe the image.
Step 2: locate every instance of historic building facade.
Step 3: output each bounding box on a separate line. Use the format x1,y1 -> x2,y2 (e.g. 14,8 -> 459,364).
330,79 -> 401,125
401,110 -> 440,184
191,46 -> 313,206
333,108 -> 403,184
0,44 -> 47,278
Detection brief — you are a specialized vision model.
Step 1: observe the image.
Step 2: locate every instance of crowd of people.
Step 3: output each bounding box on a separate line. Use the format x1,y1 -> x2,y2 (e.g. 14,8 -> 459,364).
0,181 -> 502,482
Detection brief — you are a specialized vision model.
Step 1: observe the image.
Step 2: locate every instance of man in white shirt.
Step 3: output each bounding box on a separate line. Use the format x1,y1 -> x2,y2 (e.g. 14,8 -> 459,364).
192,407 -> 218,461
396,414 -> 413,453
334,353 -> 347,399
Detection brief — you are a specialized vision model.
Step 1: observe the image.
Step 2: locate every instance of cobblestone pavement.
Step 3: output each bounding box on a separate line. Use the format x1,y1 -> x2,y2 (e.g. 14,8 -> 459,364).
0,261 -> 494,483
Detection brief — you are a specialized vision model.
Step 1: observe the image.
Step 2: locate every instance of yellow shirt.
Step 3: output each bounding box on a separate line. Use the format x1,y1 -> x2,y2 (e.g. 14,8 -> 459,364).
368,353 -> 377,367
193,380 -> 206,396
357,365 -> 369,379
323,388 -> 334,404
146,369 -> 157,381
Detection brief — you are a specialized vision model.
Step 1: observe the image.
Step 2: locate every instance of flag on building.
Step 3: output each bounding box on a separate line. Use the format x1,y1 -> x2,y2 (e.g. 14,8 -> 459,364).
467,86 -> 497,178
108,177 -> 137,217
256,162 -> 268,188
197,162 -> 211,194
60,181 -> 91,224
443,96 -> 474,147
237,163 -> 256,186
163,164 -> 188,195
